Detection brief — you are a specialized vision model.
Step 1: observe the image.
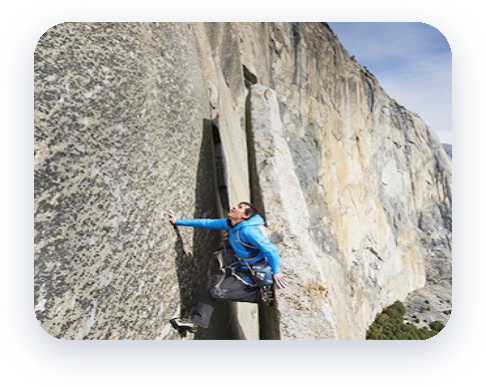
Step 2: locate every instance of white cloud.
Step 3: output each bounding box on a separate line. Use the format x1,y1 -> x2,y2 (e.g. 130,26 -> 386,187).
329,22 -> 452,145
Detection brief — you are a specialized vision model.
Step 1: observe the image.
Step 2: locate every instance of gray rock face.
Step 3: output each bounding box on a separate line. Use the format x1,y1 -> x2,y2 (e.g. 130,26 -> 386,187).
34,23 -> 229,339
35,23 -> 452,340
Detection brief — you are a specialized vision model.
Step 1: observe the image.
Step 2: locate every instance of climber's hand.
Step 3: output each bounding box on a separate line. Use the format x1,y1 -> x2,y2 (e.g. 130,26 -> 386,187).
273,273 -> 288,289
168,210 -> 177,225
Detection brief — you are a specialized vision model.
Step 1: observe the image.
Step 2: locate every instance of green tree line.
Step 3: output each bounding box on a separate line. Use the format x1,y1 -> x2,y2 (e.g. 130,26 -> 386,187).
366,301 -> 445,340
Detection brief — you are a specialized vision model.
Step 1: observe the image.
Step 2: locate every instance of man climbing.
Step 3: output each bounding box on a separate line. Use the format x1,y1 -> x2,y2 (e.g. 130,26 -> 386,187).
169,202 -> 287,334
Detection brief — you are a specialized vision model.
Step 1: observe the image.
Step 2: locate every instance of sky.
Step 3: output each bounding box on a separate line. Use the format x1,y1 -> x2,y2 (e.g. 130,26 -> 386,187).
328,23 -> 452,145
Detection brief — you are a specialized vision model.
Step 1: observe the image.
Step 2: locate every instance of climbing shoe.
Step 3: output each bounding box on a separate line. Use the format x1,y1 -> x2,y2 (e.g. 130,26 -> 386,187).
170,317 -> 199,333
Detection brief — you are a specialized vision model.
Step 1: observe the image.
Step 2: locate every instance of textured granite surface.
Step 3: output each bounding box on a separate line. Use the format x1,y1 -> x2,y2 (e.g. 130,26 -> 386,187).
35,23 -> 226,339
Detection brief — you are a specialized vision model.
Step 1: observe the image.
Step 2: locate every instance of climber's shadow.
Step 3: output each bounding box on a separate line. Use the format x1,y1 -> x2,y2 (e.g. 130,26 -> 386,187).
172,223 -> 219,339
173,226 -> 196,322
171,118 -> 225,339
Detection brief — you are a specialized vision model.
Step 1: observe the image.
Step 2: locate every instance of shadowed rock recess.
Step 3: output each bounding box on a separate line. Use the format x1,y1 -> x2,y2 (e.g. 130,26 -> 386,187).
34,22 -> 452,340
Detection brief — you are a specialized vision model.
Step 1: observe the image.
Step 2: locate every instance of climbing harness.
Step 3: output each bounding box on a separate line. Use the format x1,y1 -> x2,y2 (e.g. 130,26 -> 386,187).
211,228 -> 276,305
209,227 -> 276,306
212,245 -> 256,288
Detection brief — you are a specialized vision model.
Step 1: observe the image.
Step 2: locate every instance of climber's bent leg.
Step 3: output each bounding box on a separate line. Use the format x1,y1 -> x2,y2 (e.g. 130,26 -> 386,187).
191,274 -> 260,329
190,274 -> 223,329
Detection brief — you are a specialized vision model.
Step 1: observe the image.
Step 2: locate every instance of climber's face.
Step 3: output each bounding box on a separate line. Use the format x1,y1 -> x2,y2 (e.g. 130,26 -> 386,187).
228,203 -> 251,223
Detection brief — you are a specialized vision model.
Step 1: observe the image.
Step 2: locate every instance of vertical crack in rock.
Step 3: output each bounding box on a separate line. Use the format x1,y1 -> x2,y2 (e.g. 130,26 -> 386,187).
210,118 -> 230,214
243,65 -> 258,89
292,22 -> 301,85
209,116 -> 258,340
292,23 -> 301,85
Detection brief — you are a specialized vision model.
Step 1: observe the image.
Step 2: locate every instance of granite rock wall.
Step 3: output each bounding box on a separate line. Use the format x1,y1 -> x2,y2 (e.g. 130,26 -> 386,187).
34,23 -> 230,339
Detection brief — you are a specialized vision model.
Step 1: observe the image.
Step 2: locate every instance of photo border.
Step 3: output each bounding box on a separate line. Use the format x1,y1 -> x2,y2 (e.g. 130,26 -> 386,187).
2,3 -> 484,384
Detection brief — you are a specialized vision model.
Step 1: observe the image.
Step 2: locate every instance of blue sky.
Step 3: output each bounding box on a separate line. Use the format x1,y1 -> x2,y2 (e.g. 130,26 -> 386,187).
328,23 -> 452,145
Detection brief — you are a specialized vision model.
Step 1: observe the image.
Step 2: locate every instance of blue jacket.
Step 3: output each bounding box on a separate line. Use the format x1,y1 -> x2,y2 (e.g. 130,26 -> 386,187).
175,215 -> 281,275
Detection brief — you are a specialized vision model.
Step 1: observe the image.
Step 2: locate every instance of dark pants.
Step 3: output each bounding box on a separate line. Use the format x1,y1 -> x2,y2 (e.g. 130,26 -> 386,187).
191,273 -> 260,329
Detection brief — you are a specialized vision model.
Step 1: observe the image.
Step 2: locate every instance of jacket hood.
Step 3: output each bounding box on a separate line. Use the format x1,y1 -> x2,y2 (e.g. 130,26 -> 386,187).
233,214 -> 265,230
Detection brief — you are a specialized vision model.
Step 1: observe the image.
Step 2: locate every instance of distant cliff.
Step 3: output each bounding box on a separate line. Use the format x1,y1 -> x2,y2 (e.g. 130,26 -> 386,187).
34,23 -> 452,340
443,144 -> 452,159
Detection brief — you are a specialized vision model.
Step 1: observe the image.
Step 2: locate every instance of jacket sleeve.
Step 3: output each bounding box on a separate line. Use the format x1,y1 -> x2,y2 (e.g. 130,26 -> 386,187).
175,218 -> 229,231
243,227 -> 281,274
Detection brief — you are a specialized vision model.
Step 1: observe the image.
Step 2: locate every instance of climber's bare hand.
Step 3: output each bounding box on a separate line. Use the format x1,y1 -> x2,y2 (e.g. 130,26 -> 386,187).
273,273 -> 288,289
168,210 -> 177,225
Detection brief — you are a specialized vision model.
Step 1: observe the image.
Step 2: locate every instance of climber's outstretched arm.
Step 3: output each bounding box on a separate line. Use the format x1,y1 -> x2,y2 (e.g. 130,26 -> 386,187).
169,210 -> 229,230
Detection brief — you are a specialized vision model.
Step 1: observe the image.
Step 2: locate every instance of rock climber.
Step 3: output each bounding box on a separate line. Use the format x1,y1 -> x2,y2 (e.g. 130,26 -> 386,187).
169,202 -> 287,334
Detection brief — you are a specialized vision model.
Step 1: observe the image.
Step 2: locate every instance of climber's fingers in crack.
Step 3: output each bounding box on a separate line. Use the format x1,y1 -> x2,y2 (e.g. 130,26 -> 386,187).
168,210 -> 177,224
